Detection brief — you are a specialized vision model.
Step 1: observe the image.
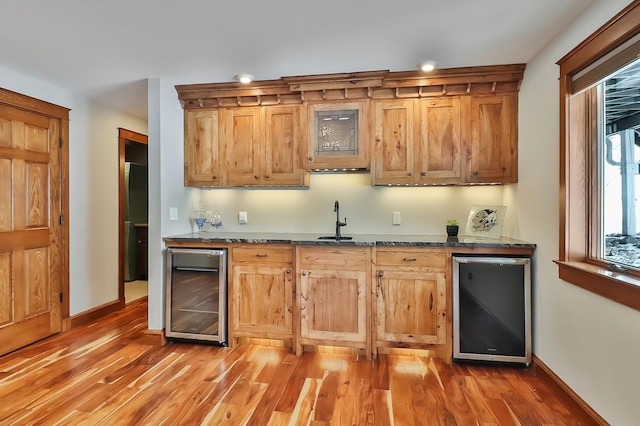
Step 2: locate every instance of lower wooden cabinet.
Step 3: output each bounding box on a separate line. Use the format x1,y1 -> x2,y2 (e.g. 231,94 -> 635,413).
373,248 -> 450,359
296,246 -> 371,358
230,245 -> 294,345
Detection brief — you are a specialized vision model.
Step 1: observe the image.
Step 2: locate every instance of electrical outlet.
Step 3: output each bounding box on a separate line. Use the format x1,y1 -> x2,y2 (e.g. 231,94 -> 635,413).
169,207 -> 178,221
392,211 -> 401,225
239,211 -> 248,224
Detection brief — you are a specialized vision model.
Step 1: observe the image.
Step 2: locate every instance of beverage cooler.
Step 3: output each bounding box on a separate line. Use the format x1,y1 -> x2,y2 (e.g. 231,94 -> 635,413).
165,248 -> 227,344
452,255 -> 532,366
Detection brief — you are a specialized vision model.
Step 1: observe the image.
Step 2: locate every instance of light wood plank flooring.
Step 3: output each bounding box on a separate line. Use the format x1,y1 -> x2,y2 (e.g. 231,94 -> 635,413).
0,297 -> 598,425
125,280 -> 148,304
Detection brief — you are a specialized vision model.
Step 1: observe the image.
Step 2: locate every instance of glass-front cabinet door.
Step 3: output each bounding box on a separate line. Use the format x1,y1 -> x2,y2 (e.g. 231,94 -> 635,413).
304,100 -> 369,170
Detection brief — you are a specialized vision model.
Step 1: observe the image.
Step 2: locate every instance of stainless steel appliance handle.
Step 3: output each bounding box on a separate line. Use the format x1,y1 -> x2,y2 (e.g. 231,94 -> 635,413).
453,257 -> 529,265
175,267 -> 218,272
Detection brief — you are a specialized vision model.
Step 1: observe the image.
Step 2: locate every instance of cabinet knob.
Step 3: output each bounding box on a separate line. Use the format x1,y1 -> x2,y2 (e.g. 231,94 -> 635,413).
420,172 -> 426,177
286,269 -> 291,273
212,175 -> 217,180
301,271 -> 307,276
308,157 -> 313,162
254,175 -> 259,179
265,175 -> 271,180
408,172 -> 413,177
473,171 -> 479,176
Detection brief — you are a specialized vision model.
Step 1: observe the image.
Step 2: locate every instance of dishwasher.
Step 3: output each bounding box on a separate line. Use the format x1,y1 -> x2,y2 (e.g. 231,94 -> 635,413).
165,248 -> 227,344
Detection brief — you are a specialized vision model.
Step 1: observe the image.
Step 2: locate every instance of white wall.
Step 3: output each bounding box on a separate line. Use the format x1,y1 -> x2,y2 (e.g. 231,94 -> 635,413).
69,100 -> 146,314
510,0 -> 640,424
1,65 -> 145,315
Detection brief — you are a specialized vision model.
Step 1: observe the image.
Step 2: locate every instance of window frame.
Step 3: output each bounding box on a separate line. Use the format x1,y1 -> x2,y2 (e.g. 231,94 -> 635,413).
557,0 -> 640,312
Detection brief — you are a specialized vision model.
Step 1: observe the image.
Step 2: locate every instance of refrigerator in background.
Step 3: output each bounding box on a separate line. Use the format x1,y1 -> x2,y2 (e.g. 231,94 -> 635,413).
125,162 -> 148,281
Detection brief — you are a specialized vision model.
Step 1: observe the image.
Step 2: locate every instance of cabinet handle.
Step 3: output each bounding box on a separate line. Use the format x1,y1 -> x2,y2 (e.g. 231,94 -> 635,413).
403,257 -> 417,262
256,254 -> 268,258
429,293 -> 434,311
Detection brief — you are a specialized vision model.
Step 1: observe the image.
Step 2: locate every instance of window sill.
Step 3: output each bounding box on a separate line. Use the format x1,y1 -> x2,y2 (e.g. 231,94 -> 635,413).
555,260 -> 640,311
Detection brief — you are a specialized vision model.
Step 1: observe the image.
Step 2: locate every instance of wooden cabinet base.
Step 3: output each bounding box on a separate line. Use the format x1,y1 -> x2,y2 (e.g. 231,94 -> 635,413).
374,341 -> 451,361
372,247 -> 452,362
296,246 -> 372,360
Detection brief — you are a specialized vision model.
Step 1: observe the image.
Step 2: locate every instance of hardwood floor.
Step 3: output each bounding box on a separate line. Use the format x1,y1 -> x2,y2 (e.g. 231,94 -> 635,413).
0,298 -> 598,425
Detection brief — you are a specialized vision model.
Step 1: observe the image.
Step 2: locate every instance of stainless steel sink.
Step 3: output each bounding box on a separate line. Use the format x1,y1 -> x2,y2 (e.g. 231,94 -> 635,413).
318,235 -> 353,240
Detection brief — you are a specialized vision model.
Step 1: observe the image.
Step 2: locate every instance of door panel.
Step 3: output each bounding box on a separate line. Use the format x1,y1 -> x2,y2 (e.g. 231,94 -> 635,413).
225,107 -> 262,186
0,253 -> 11,325
264,106 -> 302,185
299,270 -> 367,342
377,271 -> 446,344
184,109 -> 220,186
420,97 -> 462,181
373,100 -> 416,184
233,265 -> 293,335
0,103 -> 61,356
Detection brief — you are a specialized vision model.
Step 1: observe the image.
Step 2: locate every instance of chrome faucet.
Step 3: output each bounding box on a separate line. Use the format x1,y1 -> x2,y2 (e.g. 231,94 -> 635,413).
334,200 -> 347,238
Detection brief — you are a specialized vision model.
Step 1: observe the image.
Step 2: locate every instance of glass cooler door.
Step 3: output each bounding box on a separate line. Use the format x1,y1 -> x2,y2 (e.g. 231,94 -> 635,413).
165,248 -> 227,343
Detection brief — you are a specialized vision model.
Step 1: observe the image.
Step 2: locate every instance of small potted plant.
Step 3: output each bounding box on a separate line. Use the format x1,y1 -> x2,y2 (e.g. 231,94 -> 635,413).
446,219 -> 459,237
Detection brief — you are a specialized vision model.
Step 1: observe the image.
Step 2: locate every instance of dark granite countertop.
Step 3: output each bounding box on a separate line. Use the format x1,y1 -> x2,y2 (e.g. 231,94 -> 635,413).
163,232 -> 535,249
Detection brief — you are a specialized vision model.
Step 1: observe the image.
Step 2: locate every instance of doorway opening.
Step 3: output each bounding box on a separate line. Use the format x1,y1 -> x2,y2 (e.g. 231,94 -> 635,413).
118,128 -> 148,305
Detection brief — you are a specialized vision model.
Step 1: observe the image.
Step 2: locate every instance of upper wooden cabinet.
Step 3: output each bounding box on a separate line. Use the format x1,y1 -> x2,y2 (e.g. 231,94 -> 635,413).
463,94 -> 518,183
373,99 -> 416,184
303,100 -> 369,170
184,109 -> 221,187
420,97 -> 462,182
223,105 -> 308,187
372,98 -> 462,185
176,64 -> 524,187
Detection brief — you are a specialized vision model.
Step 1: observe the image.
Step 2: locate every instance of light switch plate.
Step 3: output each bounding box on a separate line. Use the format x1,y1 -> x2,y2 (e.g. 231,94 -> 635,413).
392,211 -> 401,225
239,211 -> 248,224
169,207 -> 178,221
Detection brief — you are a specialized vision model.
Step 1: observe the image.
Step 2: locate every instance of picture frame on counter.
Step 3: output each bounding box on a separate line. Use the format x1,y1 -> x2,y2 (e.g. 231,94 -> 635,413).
465,205 -> 507,239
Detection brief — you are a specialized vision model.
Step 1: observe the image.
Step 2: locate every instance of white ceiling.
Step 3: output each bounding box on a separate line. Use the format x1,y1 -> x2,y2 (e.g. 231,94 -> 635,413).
0,0 -> 597,119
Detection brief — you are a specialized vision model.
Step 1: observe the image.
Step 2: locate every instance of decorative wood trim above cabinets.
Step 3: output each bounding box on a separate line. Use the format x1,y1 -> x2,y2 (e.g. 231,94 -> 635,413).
175,65 -> 525,108
176,64 -> 525,187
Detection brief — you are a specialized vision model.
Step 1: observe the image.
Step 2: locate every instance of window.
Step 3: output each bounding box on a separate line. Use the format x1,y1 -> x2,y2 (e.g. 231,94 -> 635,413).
600,60 -> 640,270
557,1 -> 640,312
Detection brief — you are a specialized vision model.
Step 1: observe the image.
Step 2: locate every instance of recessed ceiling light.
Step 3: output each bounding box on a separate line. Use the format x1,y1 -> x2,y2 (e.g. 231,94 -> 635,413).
418,60 -> 437,72
234,73 -> 254,84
